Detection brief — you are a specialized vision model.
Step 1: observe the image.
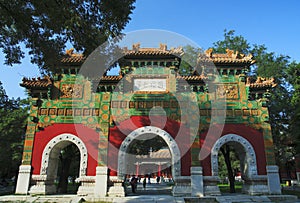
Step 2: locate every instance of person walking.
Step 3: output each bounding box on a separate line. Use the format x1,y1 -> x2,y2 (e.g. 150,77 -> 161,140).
130,176 -> 137,193
156,176 -> 160,184
143,177 -> 147,190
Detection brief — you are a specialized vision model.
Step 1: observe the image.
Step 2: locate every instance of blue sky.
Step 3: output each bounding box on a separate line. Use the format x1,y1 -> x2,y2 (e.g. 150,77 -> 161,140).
1,0 -> 299,98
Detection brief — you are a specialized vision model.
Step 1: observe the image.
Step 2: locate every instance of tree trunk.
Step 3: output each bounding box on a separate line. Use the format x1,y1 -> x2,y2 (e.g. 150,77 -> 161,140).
221,144 -> 236,193
57,157 -> 71,194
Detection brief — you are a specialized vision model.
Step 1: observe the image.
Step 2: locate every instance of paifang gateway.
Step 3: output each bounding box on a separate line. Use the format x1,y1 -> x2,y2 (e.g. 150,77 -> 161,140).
15,44 -> 281,197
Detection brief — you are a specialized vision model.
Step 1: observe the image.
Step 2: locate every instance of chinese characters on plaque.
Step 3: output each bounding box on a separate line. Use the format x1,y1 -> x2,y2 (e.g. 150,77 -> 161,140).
133,79 -> 167,92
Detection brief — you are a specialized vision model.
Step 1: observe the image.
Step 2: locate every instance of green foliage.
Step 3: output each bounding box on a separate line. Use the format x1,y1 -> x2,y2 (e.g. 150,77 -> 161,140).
251,45 -> 295,171
0,81 -> 28,178
218,182 -> 243,193
252,44 -> 290,79
219,144 -> 240,193
286,62 -> 300,154
218,146 -> 240,181
179,45 -> 203,76
282,188 -> 300,198
0,0 -> 136,73
212,29 -> 251,54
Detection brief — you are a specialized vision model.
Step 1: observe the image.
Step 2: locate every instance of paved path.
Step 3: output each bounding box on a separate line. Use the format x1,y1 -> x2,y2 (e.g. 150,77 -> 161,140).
126,182 -> 173,196
0,183 -> 299,203
114,182 -> 184,203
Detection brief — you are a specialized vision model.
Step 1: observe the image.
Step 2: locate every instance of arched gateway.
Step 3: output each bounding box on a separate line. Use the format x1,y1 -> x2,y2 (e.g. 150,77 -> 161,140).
29,133 -> 88,194
118,126 -> 181,180
16,44 -> 281,197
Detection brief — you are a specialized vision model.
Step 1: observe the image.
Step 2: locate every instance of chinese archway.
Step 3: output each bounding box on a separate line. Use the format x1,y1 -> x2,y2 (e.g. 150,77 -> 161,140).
15,44 -> 281,197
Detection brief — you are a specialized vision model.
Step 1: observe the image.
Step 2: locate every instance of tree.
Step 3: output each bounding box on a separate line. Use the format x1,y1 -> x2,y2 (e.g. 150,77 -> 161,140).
0,81 -> 28,179
213,29 -> 251,55
250,44 -> 294,177
287,62 -> 300,155
0,0 -> 136,73
128,135 -> 167,155
218,144 -> 240,193
179,45 -> 203,76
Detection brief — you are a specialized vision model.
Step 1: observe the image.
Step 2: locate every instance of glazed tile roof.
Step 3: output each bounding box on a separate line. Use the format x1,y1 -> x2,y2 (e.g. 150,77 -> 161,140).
246,77 -> 277,89
123,43 -> 184,57
60,48 -> 86,63
61,55 -> 86,63
20,75 -> 276,89
96,75 -> 208,83
176,74 -> 208,81
100,75 -> 123,81
136,148 -> 171,159
21,45 -> 258,89
60,45 -> 255,65
20,76 -> 52,89
202,48 -> 255,64
150,148 -> 171,159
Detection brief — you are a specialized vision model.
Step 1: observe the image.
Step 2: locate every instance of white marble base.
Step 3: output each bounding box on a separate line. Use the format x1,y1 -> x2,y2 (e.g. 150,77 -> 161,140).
28,175 -> 57,195
191,167 -> 204,197
242,175 -> 269,195
76,176 -> 96,196
267,165 -> 281,194
29,184 -> 56,195
172,185 -> 191,196
108,182 -> 125,197
15,165 -> 31,194
203,176 -> 221,196
172,176 -> 191,196
94,166 -> 108,197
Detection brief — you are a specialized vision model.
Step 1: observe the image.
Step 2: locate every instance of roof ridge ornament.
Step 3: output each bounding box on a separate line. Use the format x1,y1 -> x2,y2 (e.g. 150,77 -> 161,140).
226,48 -> 238,59
203,48 -> 254,64
65,48 -> 83,57
159,43 -> 167,51
61,45 -> 254,64
246,76 -> 277,88
132,43 -> 140,51
205,48 -> 213,58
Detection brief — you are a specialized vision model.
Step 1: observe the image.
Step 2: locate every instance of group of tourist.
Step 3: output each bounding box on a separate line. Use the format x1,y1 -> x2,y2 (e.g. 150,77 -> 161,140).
129,175 -> 162,193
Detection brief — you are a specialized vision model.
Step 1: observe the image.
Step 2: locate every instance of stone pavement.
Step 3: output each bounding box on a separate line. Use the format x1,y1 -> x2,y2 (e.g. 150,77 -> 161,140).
0,183 -> 299,203
112,182 -> 184,203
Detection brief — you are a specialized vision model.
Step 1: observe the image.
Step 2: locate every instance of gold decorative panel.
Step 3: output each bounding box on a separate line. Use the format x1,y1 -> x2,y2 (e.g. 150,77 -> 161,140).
217,84 -> 239,99
61,84 -> 83,99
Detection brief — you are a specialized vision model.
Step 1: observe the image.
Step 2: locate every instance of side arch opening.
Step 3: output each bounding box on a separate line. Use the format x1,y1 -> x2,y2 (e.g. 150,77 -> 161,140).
211,134 -> 258,194
30,133 -> 88,194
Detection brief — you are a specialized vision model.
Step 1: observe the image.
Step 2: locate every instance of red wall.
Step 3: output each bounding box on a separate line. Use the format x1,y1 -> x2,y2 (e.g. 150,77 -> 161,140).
108,116 -> 191,176
31,124 -> 98,176
200,124 -> 267,176
31,122 -> 267,178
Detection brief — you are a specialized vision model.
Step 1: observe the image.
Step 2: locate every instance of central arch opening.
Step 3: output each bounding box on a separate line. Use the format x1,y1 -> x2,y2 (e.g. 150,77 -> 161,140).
127,134 -> 171,179
118,126 -> 181,195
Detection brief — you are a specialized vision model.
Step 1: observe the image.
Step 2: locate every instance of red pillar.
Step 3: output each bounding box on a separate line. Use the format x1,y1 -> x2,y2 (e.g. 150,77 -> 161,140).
136,163 -> 139,176
158,164 -> 161,176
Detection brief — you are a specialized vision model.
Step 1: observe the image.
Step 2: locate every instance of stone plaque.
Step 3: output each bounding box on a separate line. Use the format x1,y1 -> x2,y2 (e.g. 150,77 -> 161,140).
133,78 -> 167,92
